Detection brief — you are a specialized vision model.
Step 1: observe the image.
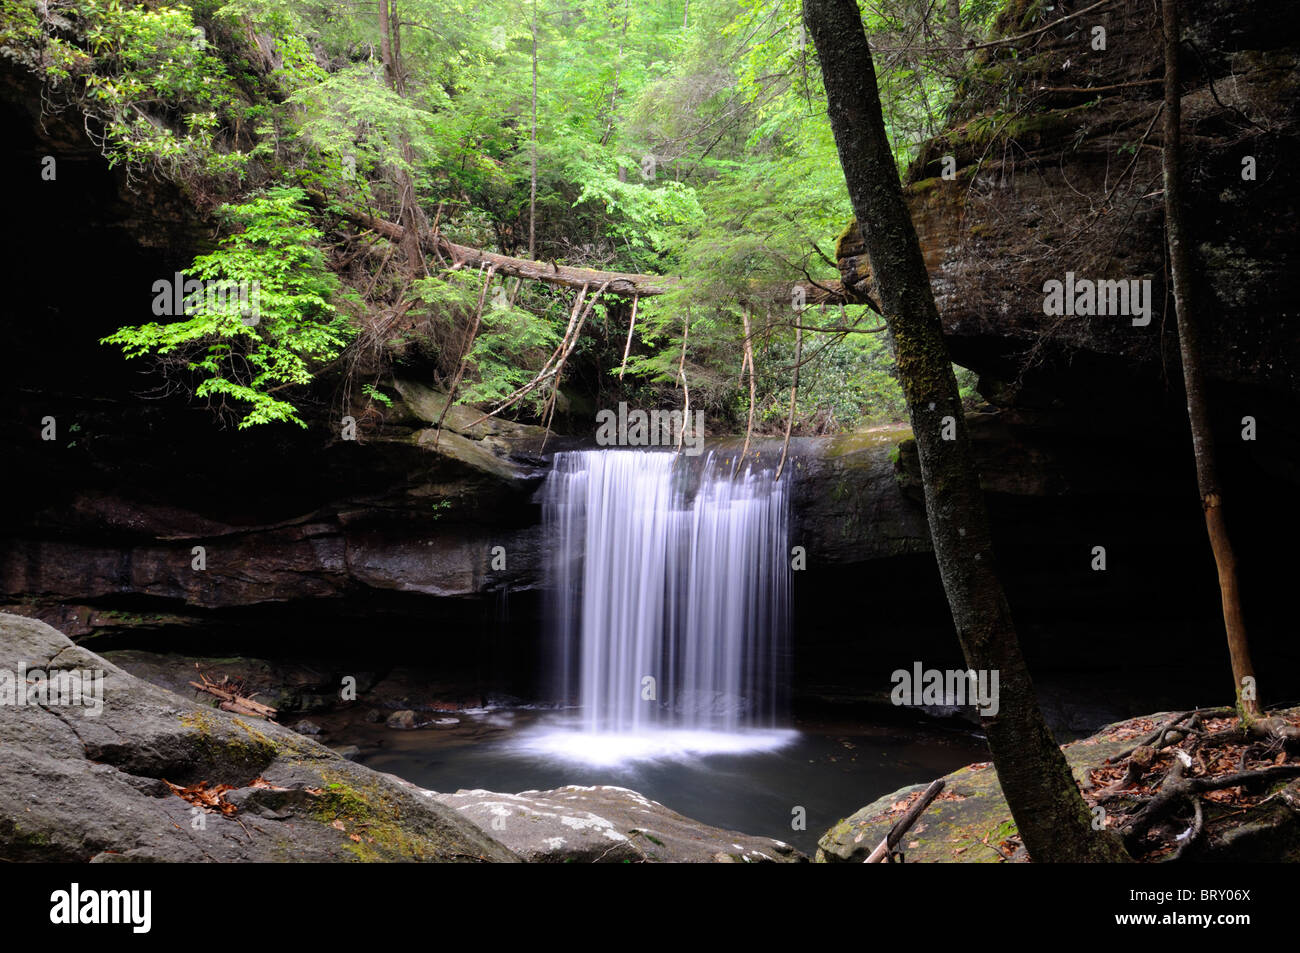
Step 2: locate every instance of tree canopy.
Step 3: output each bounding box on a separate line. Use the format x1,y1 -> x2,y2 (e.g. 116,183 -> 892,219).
5,0 -> 996,431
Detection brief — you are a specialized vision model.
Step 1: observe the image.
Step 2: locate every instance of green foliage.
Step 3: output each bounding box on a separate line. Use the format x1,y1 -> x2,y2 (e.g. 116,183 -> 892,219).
102,186 -> 350,428
73,0 -> 248,179
568,152 -> 704,254
362,383 -> 393,407
410,271 -> 484,313
285,61 -> 443,197
461,290 -> 563,409
750,320 -> 908,432
11,0 -> 1009,435
954,363 -> 983,409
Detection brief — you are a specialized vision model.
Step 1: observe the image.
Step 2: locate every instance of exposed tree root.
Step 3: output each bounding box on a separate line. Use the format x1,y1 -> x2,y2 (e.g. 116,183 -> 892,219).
737,307 -> 758,470
463,282 -> 593,428
1105,707 -> 1233,764
539,282 -> 611,446
432,263 -> 497,447
1170,791 -> 1205,861
617,293 -> 639,380
774,321 -> 801,482
1088,706 -> 1300,860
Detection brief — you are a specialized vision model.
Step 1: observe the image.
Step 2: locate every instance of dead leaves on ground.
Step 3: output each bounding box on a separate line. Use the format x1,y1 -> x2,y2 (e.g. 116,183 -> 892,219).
848,787 -> 967,848
162,775 -> 377,848
164,776 -> 289,817
1084,710 -> 1300,855
1087,719 -> 1291,806
329,817 -> 372,844
164,780 -> 238,816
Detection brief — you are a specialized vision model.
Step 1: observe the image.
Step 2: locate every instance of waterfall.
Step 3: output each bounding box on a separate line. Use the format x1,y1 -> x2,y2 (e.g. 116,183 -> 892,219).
542,449 -> 791,737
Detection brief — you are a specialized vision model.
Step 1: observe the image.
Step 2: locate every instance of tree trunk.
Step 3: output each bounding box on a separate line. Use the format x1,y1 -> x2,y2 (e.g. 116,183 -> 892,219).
946,0 -> 962,47
529,0 -> 539,260
601,0 -> 630,147
390,0 -> 406,95
1161,0 -> 1260,720
378,0 -> 424,274
378,0 -> 395,88
803,0 -> 1130,863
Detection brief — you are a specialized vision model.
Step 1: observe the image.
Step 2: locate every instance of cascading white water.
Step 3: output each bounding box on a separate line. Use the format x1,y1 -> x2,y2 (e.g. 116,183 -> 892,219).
542,449 -> 791,738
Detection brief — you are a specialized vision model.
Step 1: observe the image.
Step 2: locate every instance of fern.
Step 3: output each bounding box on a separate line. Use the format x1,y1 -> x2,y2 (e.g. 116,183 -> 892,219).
102,186 -> 351,428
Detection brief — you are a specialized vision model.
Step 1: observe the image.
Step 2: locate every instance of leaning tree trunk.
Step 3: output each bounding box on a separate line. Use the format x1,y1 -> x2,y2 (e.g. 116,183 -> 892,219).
1161,0 -> 1260,720
803,0 -> 1130,862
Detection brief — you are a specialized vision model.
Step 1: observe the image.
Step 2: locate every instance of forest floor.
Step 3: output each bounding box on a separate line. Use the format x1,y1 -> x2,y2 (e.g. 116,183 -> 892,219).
817,707 -> 1300,862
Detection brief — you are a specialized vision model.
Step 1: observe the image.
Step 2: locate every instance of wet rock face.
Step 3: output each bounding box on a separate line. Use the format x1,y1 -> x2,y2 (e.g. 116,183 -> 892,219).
0,397 -> 551,638
0,614 -> 519,862
0,58 -> 556,644
433,785 -> 806,863
787,428 -> 931,565
98,650 -> 380,715
838,0 -> 1300,417
792,406 -> 1300,714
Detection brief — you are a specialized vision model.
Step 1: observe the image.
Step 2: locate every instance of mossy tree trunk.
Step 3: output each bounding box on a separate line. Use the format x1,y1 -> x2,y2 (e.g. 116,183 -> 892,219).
1161,0 -> 1260,721
803,0 -> 1130,863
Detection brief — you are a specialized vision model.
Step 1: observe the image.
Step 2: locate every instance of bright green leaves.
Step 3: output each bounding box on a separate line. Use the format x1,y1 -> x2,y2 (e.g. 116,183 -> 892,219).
568,154 -> 703,254
1,1 -> 85,82
463,293 -> 563,409
286,62 -> 445,201
410,272 -> 484,315
16,0 -> 997,439
409,272 -> 564,413
70,0 -> 249,179
102,187 -> 350,429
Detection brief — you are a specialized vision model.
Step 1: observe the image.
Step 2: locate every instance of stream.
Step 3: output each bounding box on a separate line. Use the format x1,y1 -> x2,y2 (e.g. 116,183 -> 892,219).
342,707 -> 988,855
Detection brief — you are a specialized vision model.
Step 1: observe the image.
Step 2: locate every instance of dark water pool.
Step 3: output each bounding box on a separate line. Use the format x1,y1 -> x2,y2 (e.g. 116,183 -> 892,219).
344,709 -> 988,855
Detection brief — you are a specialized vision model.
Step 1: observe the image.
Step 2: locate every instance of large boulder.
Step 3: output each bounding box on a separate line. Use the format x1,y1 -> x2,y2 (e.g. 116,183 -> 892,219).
433,785 -> 807,863
817,709 -> 1300,862
837,0 -> 1300,419
0,614 -> 518,862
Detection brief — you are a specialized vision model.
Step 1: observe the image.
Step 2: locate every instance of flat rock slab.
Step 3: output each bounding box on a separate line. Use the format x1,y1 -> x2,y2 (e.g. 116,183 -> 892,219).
0,613 -> 518,863
434,785 -> 807,863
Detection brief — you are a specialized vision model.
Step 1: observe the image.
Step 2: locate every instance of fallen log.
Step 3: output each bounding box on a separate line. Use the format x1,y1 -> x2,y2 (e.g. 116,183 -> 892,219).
218,699 -> 273,719
304,189 -> 859,305
189,679 -> 277,719
865,778 -> 945,863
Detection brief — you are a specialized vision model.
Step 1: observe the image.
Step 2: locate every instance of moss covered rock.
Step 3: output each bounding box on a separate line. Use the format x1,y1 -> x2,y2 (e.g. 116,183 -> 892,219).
0,614 -> 519,862
817,709 -> 1300,862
